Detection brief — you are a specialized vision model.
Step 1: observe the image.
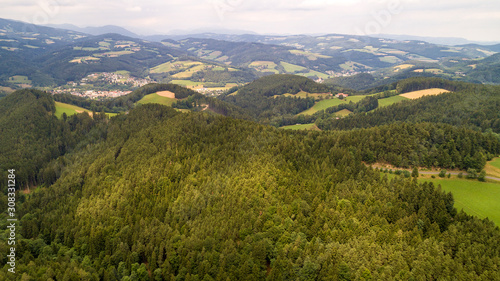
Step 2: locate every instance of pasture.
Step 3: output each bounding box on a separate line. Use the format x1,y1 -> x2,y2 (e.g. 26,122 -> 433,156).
334,109 -> 352,117
423,178 -> 500,225
377,95 -> 409,107
281,123 -> 319,131
249,61 -> 279,74
280,61 -> 307,73
277,91 -> 331,100
150,61 -> 202,74
485,158 -> 500,178
298,95 -> 366,115
54,102 -> 118,118
400,88 -> 450,99
54,102 -> 91,118
137,93 -> 176,106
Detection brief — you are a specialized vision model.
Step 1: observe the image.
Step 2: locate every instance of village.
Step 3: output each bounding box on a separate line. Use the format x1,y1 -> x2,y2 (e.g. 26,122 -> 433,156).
50,72 -> 155,99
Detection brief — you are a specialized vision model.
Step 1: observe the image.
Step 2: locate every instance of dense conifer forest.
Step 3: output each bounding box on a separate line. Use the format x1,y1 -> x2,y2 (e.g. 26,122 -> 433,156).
1,88 -> 500,280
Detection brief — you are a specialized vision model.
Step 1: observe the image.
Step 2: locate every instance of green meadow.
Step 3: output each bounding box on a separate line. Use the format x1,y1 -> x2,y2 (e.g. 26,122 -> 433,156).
136,93 -> 176,106
281,123 -> 317,130
422,178 -> 500,225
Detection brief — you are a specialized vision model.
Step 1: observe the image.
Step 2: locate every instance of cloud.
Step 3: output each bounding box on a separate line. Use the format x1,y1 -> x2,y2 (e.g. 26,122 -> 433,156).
0,0 -> 499,41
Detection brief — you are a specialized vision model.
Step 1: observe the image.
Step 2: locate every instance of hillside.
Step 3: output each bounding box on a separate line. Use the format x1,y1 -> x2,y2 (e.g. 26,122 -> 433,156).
318,80 -> 500,134
219,74 -> 331,122
1,96 -> 500,279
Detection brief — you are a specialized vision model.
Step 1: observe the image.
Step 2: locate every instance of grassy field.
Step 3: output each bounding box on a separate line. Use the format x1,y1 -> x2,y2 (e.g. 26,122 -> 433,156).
298,95 -> 366,115
379,56 -> 400,64
400,88 -> 450,99
280,61 -> 307,73
421,178 -> 500,225
377,95 -> 409,107
382,171 -> 500,225
289,50 -> 331,60
55,101 -> 91,118
281,123 -> 319,130
485,158 -> 500,178
8,75 -> 31,84
278,91 -> 330,100
393,64 -> 414,71
169,80 -> 203,88
150,61 -> 202,74
249,61 -> 279,74
55,102 -> 118,118
136,93 -> 176,106
334,109 -> 352,117
296,70 -> 330,79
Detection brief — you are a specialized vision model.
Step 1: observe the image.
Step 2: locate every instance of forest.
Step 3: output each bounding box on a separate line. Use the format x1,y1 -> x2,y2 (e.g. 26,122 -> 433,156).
319,83 -> 500,134
1,89 -> 500,280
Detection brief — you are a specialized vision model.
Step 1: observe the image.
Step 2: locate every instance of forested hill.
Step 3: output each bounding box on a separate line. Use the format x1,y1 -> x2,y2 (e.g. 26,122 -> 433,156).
318,83 -> 500,133
235,74 -> 331,97
53,83 -> 250,120
220,74 -> 330,122
0,89 -> 105,189
2,100 -> 500,280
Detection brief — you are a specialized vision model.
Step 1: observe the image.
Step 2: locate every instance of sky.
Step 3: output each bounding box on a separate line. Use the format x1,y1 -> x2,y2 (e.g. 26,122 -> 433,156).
1,0 -> 500,41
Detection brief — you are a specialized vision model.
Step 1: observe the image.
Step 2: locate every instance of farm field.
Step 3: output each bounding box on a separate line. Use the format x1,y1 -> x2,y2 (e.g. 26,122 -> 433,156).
8,75 -> 32,85
400,88 -> 450,99
249,61 -> 279,74
296,70 -> 329,79
377,95 -> 409,107
54,101 -> 91,118
334,109 -> 352,117
278,91 -> 331,100
136,93 -> 176,106
298,95 -> 365,115
55,102 -> 118,118
280,61 -> 307,73
281,123 -> 319,130
421,178 -> 500,225
485,158 -> 500,178
150,61 -> 203,74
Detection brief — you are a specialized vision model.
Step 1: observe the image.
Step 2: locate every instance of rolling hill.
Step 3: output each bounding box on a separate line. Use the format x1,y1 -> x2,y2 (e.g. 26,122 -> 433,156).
2,89 -> 500,280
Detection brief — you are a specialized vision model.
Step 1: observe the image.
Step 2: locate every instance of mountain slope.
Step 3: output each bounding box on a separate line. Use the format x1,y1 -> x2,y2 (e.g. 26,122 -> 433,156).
3,102 -> 500,280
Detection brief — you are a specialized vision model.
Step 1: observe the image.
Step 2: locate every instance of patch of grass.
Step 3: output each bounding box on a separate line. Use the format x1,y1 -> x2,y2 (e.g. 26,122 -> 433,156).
298,95 -> 365,115
249,61 -> 279,74
280,61 -> 307,73
334,109 -> 352,117
290,50 -> 331,60
379,56 -> 401,64
55,102 -> 91,118
8,75 -> 32,84
69,56 -> 100,63
485,158 -> 500,178
377,95 -> 409,107
136,93 -> 176,106
55,102 -> 117,118
281,123 -> 319,130
151,61 -> 203,74
421,178 -> 500,225
400,88 -> 450,99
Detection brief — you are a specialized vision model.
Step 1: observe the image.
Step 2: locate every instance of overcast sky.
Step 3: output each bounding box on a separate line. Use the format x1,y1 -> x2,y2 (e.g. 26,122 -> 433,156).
2,0 -> 500,41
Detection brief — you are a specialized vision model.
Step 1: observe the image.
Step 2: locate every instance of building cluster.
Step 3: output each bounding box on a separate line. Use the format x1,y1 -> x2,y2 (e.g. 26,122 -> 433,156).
82,72 -> 154,87
51,89 -> 132,99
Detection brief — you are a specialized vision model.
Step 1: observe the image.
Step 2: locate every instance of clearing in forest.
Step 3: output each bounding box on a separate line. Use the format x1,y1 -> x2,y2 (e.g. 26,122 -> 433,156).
399,88 -> 450,99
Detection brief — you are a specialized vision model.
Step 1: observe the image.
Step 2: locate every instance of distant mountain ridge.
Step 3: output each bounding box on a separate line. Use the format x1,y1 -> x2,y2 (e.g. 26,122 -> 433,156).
375,34 -> 500,46
45,23 -> 140,38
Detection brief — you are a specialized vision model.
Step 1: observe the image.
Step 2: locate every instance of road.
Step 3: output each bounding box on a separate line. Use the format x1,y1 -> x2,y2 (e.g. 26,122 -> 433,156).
418,171 -> 500,182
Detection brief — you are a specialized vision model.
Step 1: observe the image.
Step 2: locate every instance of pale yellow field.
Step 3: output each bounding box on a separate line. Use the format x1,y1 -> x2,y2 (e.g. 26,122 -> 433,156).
394,64 -> 414,70
400,88 -> 450,99
156,91 -> 176,98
